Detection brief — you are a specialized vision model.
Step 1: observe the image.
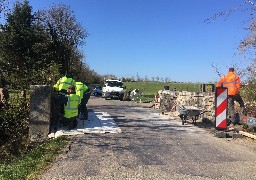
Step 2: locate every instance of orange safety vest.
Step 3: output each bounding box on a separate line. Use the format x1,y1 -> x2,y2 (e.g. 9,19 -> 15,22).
216,72 -> 241,95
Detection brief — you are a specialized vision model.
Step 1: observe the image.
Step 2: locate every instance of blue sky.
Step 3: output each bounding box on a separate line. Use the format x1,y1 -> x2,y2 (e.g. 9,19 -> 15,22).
21,0 -> 255,82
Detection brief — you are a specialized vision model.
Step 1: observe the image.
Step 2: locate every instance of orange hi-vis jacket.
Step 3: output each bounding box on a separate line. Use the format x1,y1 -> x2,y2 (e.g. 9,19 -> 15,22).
216,72 -> 241,96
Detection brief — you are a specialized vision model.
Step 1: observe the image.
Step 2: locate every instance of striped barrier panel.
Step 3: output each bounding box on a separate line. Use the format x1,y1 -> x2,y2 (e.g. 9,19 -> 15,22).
215,87 -> 228,130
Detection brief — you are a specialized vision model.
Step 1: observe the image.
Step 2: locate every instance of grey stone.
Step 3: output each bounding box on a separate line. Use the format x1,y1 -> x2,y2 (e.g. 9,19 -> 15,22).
29,85 -> 52,142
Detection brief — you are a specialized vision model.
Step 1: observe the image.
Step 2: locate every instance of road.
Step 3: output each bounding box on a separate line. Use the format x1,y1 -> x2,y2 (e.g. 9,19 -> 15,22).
39,96 -> 256,180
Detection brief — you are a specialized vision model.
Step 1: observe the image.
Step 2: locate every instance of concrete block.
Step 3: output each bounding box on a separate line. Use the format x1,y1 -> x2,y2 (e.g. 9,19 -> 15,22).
214,131 -> 227,138
29,85 -> 51,142
232,133 -> 245,138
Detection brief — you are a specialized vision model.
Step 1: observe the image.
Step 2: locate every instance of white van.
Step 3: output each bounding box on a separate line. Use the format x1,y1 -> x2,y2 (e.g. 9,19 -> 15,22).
102,79 -> 124,100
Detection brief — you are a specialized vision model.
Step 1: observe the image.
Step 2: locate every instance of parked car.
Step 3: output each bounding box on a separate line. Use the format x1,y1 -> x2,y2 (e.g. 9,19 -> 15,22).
93,86 -> 102,96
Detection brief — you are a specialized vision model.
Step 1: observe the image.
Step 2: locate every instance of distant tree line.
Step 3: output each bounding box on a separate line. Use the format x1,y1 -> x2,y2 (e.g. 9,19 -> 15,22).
120,76 -> 209,83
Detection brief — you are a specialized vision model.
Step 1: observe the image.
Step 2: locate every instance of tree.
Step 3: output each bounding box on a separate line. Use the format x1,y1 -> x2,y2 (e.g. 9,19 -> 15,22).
0,1 -> 101,88
103,74 -> 117,80
136,72 -> 140,81
0,0 -> 43,88
144,76 -> 148,82
37,4 -> 88,75
206,1 -> 256,74
208,0 -> 256,112
0,0 -> 8,19
165,77 -> 170,83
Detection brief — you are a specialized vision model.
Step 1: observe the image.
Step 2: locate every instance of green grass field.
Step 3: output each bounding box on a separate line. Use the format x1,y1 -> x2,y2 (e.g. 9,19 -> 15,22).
123,81 -> 202,102
123,81 -> 201,95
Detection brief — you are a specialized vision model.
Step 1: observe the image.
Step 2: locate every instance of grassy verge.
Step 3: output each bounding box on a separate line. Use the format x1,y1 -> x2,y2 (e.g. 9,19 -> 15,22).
0,136 -> 69,180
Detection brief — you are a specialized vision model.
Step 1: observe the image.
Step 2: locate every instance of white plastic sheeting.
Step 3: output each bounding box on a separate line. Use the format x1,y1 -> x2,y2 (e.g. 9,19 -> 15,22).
48,111 -> 122,138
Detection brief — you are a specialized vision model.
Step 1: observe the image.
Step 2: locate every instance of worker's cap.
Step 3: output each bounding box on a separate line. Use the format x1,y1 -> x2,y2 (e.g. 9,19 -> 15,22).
229,67 -> 234,72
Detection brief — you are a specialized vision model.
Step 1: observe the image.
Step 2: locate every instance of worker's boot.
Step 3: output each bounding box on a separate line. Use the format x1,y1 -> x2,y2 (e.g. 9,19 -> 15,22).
241,107 -> 247,116
68,122 -> 73,130
227,115 -> 235,129
83,107 -> 88,120
234,112 -> 240,125
73,119 -> 78,128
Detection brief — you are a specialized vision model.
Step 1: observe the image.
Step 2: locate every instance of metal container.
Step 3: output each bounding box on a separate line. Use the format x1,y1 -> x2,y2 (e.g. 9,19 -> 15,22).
247,117 -> 256,128
164,86 -> 169,90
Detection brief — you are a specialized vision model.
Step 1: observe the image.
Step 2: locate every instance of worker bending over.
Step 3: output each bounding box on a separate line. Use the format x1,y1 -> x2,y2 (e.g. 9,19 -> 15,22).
61,85 -> 80,129
53,74 -> 76,94
75,82 -> 90,120
216,67 -> 246,125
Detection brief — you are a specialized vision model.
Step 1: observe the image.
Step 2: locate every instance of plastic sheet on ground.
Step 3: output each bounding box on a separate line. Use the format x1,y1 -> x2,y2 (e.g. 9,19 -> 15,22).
48,111 -> 122,138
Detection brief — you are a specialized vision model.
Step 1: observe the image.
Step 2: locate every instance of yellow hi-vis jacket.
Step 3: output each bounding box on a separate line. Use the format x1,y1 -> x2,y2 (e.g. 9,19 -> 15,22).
75,82 -> 88,100
64,94 -> 80,118
54,76 -> 76,92
216,72 -> 241,96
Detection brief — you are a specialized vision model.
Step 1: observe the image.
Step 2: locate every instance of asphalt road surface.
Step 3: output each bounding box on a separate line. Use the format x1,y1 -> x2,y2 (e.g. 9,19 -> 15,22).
39,96 -> 256,180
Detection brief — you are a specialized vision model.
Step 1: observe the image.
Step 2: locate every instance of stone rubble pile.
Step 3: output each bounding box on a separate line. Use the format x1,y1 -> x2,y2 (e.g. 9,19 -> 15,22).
156,90 -> 215,121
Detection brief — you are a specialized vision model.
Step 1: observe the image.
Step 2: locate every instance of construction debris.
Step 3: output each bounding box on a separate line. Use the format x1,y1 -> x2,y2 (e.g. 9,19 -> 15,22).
157,90 -> 215,121
239,131 -> 256,140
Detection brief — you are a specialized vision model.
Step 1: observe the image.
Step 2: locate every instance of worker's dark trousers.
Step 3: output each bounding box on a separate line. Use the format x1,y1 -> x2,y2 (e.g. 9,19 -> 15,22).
52,93 -> 65,131
228,93 -> 245,124
79,92 -> 90,120
79,104 -> 88,120
61,117 -> 78,129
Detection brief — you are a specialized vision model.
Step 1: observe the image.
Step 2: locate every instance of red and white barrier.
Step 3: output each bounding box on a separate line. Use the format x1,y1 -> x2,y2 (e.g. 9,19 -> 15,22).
170,101 -> 177,112
154,95 -> 159,103
215,87 -> 228,130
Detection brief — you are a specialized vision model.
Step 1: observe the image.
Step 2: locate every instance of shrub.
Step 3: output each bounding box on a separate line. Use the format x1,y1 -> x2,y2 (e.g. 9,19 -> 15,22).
0,91 -> 29,162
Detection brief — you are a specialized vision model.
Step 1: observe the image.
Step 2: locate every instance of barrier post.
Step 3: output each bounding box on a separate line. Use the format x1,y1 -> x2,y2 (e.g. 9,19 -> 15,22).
154,94 -> 160,109
215,87 -> 228,130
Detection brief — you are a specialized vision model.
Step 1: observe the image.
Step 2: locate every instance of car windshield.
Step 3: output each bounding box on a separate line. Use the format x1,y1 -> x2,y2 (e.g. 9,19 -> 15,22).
106,81 -> 123,87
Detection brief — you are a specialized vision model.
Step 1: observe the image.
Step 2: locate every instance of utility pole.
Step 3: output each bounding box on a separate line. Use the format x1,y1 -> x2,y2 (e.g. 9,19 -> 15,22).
136,72 -> 139,81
